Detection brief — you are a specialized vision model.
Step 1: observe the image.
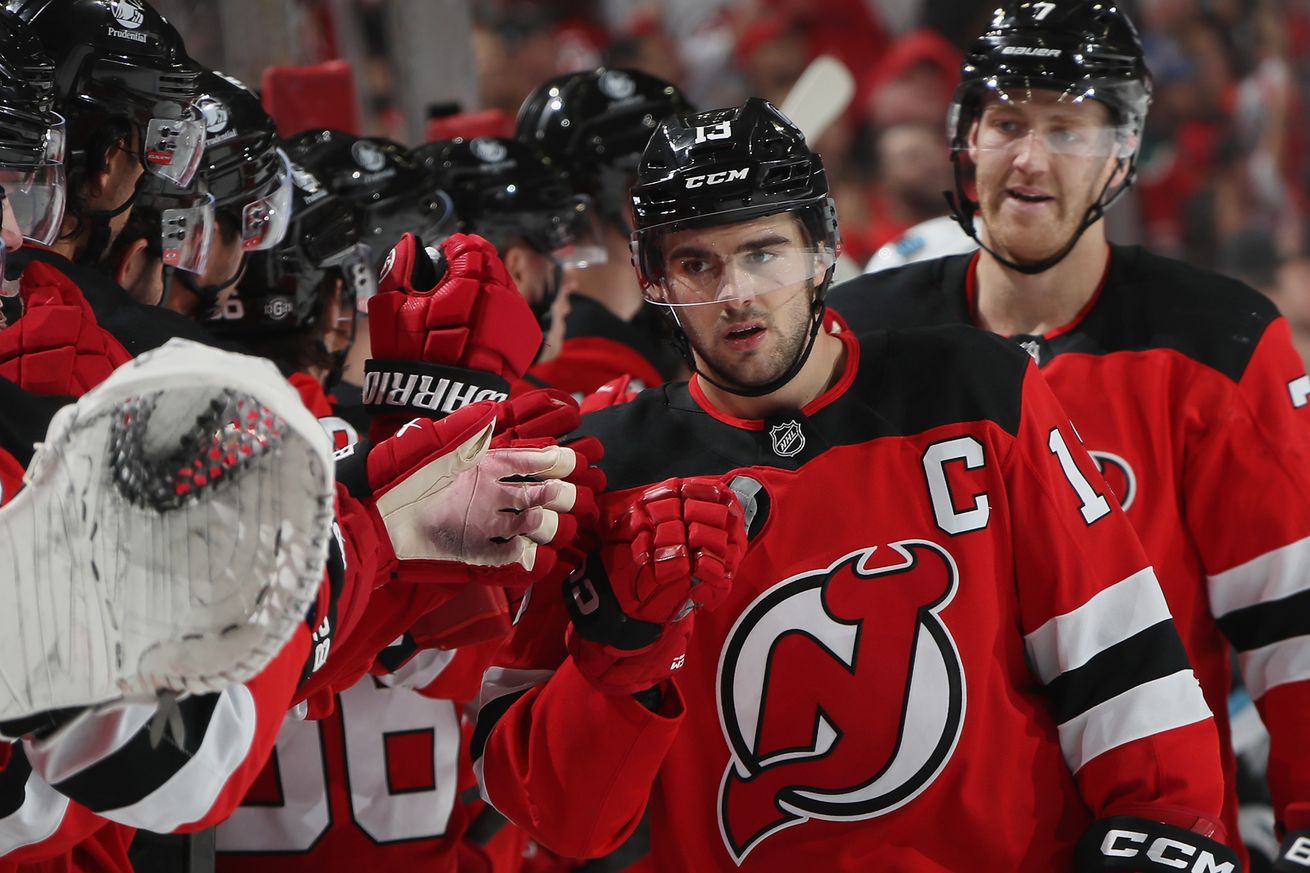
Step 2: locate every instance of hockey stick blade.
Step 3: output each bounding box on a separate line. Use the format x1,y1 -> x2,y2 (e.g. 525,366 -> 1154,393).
778,55 -> 856,144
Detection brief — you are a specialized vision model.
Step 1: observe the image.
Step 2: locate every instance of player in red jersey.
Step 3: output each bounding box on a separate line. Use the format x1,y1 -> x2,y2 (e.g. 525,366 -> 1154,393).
827,1 -> 1310,867
516,69 -> 692,393
472,98 -> 1235,871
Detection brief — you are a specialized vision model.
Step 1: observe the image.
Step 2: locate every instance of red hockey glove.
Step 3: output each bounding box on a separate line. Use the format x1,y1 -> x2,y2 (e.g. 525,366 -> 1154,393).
565,478 -> 746,695
490,387 -> 582,446
362,402 -> 604,590
579,374 -> 639,414
366,232 -> 543,442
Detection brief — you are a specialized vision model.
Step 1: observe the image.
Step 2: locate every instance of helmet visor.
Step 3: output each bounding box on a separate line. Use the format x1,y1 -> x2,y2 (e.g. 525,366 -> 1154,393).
643,238 -> 835,307
324,242 -> 378,314
44,112 -> 66,165
144,110 -> 207,186
951,84 -> 1136,159
241,149 -> 294,251
0,162 -> 65,246
548,194 -> 607,268
160,190 -> 216,274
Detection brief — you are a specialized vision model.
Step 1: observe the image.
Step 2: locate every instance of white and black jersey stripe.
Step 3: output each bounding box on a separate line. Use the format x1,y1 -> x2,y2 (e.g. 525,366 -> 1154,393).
0,745 -> 71,855
25,687 -> 257,832
470,667 -> 554,808
1208,534 -> 1310,699
1024,568 -> 1213,772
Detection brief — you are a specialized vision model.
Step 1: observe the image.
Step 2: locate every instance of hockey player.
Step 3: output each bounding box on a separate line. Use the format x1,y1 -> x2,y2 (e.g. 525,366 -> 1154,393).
472,98 -> 1237,871
6,0 -> 219,354
826,2 -> 1310,867
159,69 -> 293,319
412,136 -> 601,329
288,129 -> 457,424
516,68 -> 691,391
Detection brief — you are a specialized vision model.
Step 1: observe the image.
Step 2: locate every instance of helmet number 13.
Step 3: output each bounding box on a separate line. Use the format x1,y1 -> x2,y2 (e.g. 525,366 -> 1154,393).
695,121 -> 733,143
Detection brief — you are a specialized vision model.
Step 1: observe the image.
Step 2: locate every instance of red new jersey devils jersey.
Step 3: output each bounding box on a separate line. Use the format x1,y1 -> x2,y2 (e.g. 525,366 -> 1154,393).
830,244 -> 1310,840
216,641 -> 535,873
474,328 -> 1227,870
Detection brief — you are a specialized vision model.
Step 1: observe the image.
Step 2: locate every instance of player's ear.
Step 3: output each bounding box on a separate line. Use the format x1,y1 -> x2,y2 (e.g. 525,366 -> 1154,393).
500,243 -> 534,303
114,237 -> 149,286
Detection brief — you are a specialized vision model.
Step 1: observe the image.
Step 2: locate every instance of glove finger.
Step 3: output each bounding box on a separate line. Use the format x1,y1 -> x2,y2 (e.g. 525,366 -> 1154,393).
683,498 -> 729,529
510,505 -> 561,546
484,445 -> 579,480
484,477 -> 577,513
678,479 -> 731,503
687,522 -> 729,560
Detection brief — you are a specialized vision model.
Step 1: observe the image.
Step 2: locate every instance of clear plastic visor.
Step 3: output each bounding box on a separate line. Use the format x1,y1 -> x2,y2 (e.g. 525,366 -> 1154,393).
43,112 -> 66,165
241,149 -> 293,252
144,108 -> 207,186
546,194 -> 608,268
645,239 -> 835,307
0,162 -> 65,246
160,190 -> 216,274
954,87 -> 1134,159
323,242 -> 378,314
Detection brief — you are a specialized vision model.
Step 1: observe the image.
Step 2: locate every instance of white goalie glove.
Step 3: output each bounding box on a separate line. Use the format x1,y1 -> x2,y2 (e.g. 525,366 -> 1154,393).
0,339 -> 335,723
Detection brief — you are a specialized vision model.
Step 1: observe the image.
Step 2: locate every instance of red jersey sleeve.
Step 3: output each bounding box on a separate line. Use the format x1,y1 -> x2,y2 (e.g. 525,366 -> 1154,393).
0,744 -> 116,864
1006,363 -> 1227,831
469,578 -> 682,859
1183,317 -> 1310,829
15,629 -> 309,834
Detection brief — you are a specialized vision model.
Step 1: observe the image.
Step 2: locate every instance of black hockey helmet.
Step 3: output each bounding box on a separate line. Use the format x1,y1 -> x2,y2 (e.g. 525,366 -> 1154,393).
0,8 -> 54,111
0,8 -> 66,246
946,0 -> 1153,273
630,98 -> 840,398
208,161 -> 372,336
285,129 -> 452,272
9,0 -> 206,187
516,68 -> 691,232
193,70 -> 291,252
413,135 -> 604,269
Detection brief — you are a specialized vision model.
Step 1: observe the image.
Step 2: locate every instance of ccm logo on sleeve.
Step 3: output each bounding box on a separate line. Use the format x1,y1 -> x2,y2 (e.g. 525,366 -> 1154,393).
1097,828 -> 1236,872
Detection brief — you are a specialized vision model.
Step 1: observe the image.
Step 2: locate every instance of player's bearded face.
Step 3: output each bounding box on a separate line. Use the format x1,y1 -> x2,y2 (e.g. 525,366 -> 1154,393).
970,91 -> 1123,264
658,214 -> 820,390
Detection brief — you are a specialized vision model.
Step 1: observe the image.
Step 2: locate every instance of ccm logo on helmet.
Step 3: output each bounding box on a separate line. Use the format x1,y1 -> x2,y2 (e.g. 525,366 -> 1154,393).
684,168 -> 750,189
1000,45 -> 1062,57
1099,829 -> 1235,872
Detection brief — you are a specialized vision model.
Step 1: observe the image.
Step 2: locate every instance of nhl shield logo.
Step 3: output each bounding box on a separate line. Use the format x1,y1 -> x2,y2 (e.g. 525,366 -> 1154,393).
351,140 -> 388,173
111,0 -> 145,28
598,70 -> 636,100
469,137 -> 508,164
769,420 -> 805,458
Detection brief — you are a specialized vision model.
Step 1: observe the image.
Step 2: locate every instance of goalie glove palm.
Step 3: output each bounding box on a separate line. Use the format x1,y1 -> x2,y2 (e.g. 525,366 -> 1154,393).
566,478 -> 746,695
367,402 -> 602,589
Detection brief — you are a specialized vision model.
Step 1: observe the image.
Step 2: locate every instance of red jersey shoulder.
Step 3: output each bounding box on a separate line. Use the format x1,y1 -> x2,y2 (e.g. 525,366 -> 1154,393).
578,327 -> 1029,494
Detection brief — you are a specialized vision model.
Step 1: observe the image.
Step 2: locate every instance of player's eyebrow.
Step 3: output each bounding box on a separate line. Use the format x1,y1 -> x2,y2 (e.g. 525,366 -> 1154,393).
667,233 -> 793,262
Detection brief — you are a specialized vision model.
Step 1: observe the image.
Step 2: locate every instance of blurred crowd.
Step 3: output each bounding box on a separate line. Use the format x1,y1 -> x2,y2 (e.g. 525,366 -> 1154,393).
338,0 -> 1310,364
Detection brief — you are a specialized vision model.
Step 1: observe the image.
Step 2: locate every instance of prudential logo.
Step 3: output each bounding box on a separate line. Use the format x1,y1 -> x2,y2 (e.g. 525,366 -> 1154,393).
111,0 -> 146,29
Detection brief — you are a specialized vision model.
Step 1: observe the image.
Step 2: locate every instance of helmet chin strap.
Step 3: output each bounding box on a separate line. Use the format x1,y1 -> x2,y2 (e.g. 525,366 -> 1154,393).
76,189 -> 137,266
665,275 -> 832,400
945,156 -> 1125,276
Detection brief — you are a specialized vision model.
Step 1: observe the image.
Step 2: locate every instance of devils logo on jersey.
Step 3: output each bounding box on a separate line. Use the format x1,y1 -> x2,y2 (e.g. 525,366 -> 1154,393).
716,541 -> 966,863
1089,450 -> 1137,511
